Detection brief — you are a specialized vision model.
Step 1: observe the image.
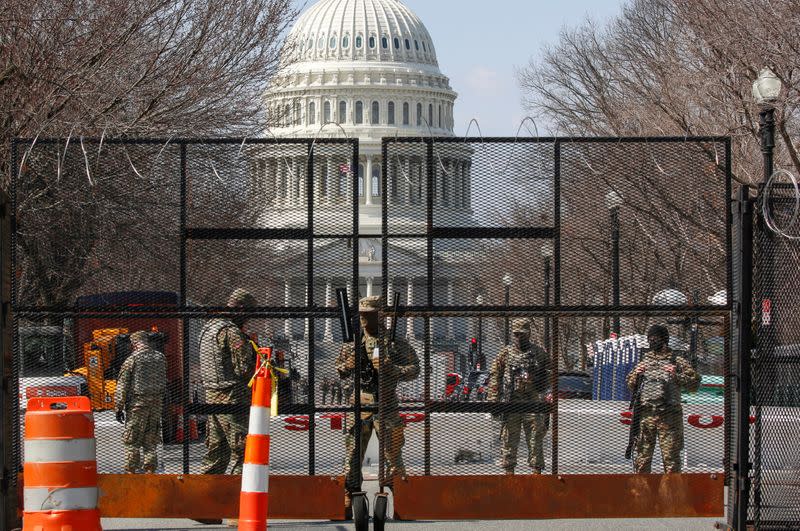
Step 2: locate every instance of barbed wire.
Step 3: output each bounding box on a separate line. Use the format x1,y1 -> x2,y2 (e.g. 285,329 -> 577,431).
761,168 -> 800,240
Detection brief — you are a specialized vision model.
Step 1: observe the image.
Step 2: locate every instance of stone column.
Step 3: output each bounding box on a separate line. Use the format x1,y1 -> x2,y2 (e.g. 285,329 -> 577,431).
284,278 -> 292,339
366,277 -> 374,297
406,278 -> 414,338
365,156 -> 373,205
447,280 -> 454,339
324,279 -> 333,341
275,159 -> 284,207
386,278 -> 394,329
404,156 -> 411,205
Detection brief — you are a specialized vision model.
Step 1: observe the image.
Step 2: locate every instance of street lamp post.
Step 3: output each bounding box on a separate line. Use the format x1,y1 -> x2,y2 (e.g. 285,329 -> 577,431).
541,242 -> 553,353
476,294 -> 484,367
606,191 -> 623,336
502,273 -> 512,345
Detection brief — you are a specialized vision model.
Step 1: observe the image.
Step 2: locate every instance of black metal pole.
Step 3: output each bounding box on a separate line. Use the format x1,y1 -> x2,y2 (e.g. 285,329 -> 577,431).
504,285 -> 510,345
733,185 -> 754,531
544,257 -> 551,352
477,316 -> 483,365
611,205 -> 621,336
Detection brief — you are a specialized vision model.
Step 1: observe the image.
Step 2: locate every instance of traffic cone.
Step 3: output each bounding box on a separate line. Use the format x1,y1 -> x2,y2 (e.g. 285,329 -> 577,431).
23,396 -> 102,531
238,372 -> 271,531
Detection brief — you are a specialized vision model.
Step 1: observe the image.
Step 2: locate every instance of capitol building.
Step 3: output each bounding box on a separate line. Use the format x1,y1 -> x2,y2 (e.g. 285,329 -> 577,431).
258,0 -> 481,375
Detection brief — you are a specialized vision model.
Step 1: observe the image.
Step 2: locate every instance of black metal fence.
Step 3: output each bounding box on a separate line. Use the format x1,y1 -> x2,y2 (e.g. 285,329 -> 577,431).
9,135 -> 736,516
750,177 -> 800,528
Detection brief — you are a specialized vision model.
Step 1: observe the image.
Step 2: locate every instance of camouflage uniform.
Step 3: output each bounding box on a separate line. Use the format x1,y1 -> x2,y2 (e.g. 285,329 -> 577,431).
336,296 -> 420,499
115,331 -> 167,473
626,348 -> 700,473
198,311 -> 256,475
487,319 -> 550,474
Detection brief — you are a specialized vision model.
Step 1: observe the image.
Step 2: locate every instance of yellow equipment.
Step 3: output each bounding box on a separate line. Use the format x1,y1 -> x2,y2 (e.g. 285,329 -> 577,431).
69,328 -> 129,411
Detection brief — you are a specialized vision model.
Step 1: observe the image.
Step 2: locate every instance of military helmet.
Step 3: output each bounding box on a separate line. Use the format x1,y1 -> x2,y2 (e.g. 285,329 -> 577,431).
227,288 -> 257,308
511,318 -> 531,333
646,324 -> 669,341
130,330 -> 150,345
359,295 -> 383,312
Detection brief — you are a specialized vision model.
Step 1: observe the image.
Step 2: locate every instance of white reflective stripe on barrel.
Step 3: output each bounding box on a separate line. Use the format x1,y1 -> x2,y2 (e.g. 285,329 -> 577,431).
24,486 -> 98,511
247,406 -> 270,436
24,439 -> 96,463
241,463 -> 269,493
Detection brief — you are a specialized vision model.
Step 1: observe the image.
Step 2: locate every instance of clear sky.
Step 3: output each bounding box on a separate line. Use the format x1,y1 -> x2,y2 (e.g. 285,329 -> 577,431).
293,0 -> 626,136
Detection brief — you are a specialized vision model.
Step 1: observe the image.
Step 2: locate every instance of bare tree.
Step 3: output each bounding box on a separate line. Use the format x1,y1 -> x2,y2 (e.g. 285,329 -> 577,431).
2,0 -> 299,307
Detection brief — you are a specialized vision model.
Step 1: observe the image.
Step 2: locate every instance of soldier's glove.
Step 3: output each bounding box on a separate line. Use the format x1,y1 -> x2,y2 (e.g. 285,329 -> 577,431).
116,410 -> 125,424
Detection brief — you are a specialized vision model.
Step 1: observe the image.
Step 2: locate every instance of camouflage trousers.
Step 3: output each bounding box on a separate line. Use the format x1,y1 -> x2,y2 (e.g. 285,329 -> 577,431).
634,407 -> 684,473
499,413 -> 548,472
200,412 -> 248,475
123,396 -> 163,473
343,411 -> 406,493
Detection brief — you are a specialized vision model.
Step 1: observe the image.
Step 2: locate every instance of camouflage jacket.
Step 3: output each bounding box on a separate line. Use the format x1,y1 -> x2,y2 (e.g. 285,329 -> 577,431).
199,318 -> 255,403
626,348 -> 700,410
487,343 -> 549,403
335,330 -> 419,410
115,346 -> 166,411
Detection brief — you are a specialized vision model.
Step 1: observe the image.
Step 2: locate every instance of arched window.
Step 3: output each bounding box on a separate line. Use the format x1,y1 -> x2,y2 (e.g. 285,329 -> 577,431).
371,101 -> 379,125
324,101 -> 331,123
355,101 -> 363,124
283,104 -> 290,127
393,37 -> 400,49
308,101 -> 316,125
330,36 -> 337,48
381,36 -> 388,49
388,102 -> 395,125
294,101 -> 301,126
405,39 -> 411,50
355,35 -> 362,48
416,103 -> 422,126
368,35 -> 375,48
342,34 -> 350,48
358,164 -> 364,196
339,101 -> 347,124
372,166 -> 380,196
438,105 -> 442,128
317,36 -> 325,49
428,104 -> 433,127
414,40 -> 419,50
339,165 -> 348,197
422,41 -> 427,52
403,102 -> 409,125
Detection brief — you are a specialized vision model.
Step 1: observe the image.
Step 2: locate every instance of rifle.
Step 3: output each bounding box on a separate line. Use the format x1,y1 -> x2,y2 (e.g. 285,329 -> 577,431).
625,373 -> 644,460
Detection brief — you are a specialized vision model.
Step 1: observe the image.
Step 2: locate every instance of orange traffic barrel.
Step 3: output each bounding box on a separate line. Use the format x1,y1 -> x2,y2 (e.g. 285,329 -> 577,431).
23,396 -> 101,531
238,363 -> 271,530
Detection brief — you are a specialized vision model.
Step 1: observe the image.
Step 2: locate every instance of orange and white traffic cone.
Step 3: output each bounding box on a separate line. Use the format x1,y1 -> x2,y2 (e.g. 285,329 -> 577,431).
238,369 -> 271,530
23,396 -> 102,531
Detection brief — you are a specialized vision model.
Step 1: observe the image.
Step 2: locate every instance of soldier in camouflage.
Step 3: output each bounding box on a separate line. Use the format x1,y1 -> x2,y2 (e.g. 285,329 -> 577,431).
626,324 -> 700,473
335,295 -> 420,515
198,288 -> 257,476
115,330 -> 167,473
487,318 -> 550,474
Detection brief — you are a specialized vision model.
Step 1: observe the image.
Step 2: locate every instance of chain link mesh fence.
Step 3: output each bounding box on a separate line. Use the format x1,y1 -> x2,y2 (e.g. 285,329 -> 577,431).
10,135 -> 734,519
751,176 -> 800,528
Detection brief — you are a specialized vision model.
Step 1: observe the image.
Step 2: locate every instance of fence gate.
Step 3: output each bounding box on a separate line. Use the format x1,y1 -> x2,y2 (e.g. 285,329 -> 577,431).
10,137 -> 359,520
750,177 -> 800,528
380,136 -> 731,519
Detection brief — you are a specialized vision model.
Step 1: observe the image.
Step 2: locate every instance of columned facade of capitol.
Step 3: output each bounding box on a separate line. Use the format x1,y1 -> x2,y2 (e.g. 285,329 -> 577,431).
259,0 -> 478,377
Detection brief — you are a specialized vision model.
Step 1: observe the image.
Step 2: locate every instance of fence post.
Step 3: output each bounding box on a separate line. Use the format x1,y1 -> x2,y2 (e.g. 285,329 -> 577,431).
732,185 -> 753,531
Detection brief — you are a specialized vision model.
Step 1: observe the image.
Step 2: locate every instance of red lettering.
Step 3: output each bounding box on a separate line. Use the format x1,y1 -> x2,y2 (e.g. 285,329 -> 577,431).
687,414 -> 724,429
399,412 -> 425,426
284,415 -> 309,431
620,411 -> 633,425
320,413 -> 344,431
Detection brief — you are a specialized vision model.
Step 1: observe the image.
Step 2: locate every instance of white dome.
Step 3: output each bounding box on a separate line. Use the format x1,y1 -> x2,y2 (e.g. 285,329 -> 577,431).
289,0 -> 438,66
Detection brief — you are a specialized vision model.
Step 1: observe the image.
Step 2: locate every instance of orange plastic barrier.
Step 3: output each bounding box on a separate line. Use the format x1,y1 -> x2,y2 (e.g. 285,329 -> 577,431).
23,396 -> 102,531
238,359 -> 272,530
